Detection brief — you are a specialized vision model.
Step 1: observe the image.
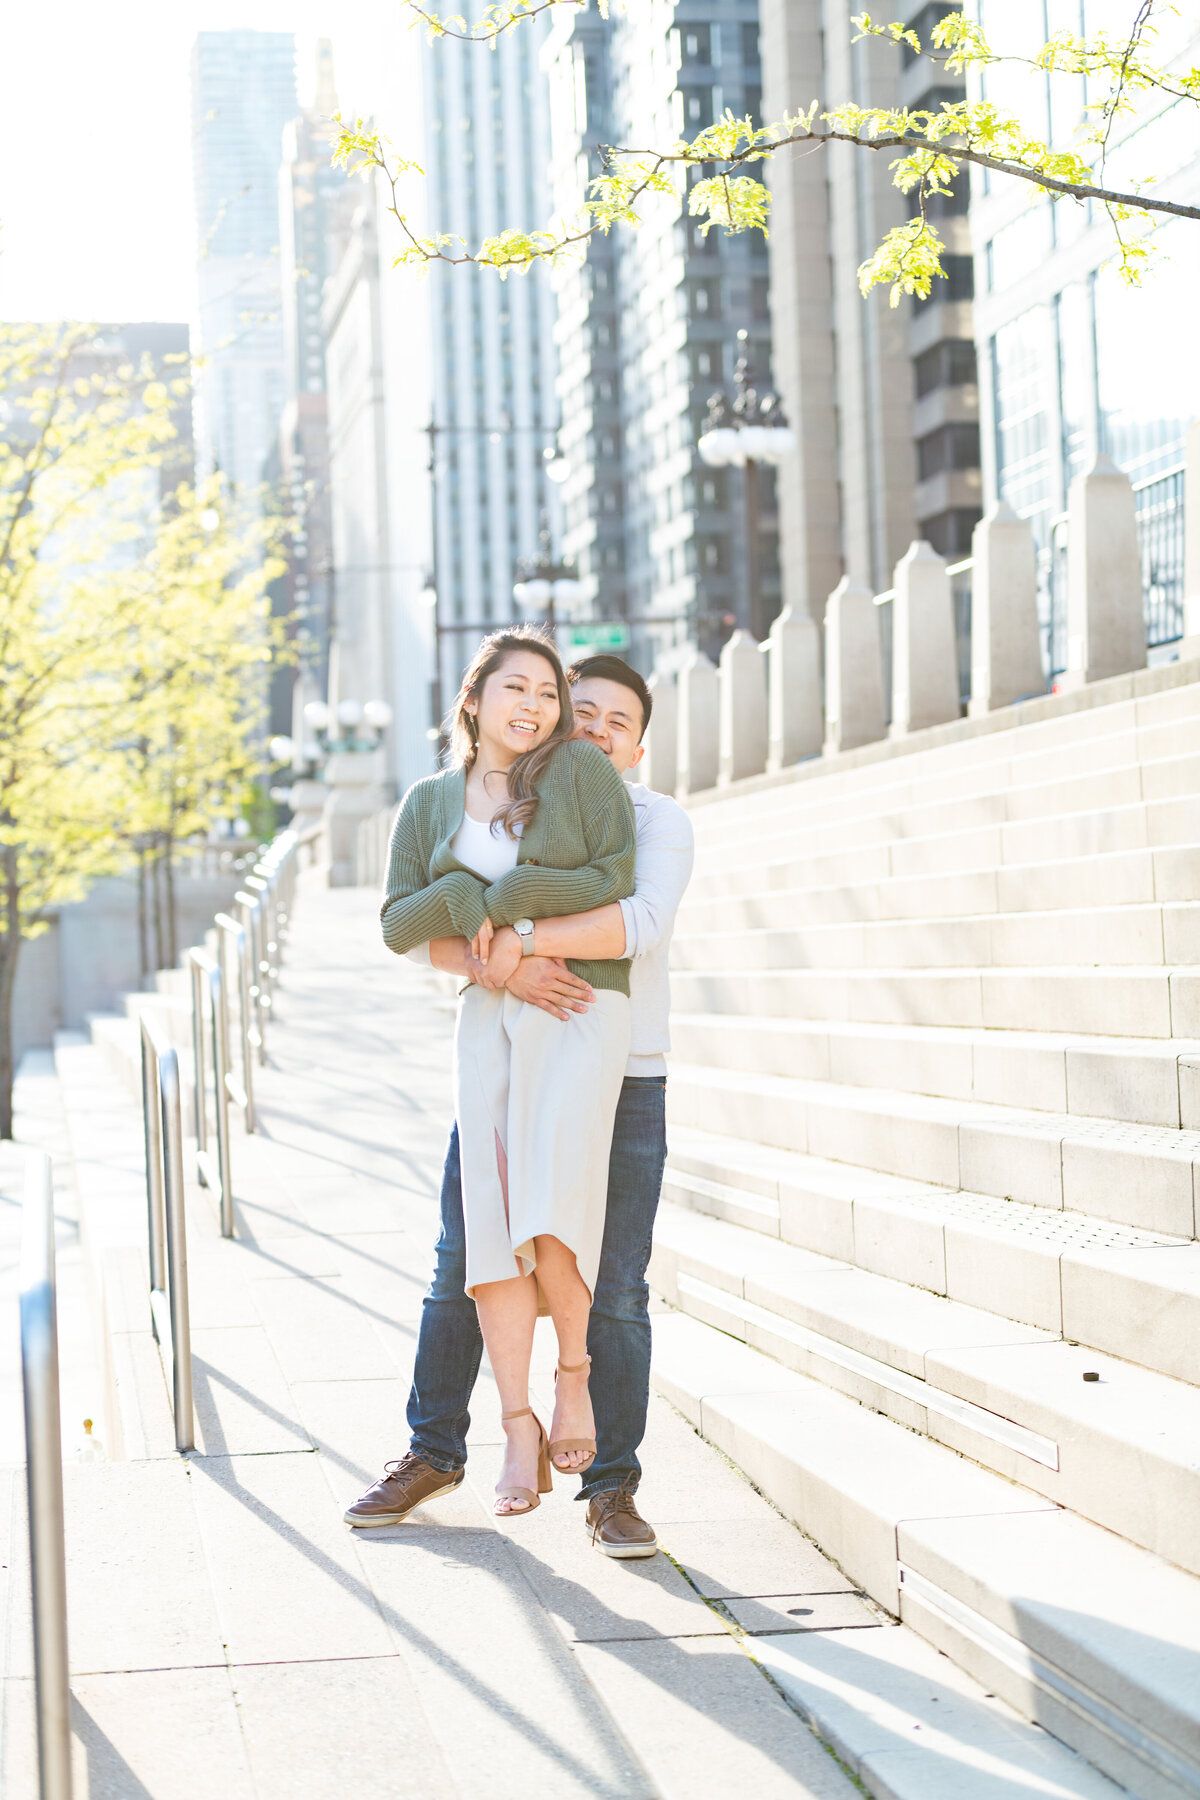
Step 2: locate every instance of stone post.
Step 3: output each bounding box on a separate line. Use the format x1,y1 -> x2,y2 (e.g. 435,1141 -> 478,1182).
676,650 -> 719,796
640,672 -> 678,795
718,631 -> 768,785
890,540 -> 959,736
1062,453 -> 1146,687
969,502 -> 1045,714
824,576 -> 885,754
322,749 -> 388,887
1179,420 -> 1200,658
767,605 -> 823,771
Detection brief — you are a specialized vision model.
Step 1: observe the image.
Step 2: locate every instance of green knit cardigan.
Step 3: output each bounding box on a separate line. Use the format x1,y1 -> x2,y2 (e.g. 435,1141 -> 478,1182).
380,737 -> 637,994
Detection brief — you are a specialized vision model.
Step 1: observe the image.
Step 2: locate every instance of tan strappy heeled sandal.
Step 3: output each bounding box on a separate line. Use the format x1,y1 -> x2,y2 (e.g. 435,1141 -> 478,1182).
549,1356 -> 597,1474
494,1407 -> 553,1517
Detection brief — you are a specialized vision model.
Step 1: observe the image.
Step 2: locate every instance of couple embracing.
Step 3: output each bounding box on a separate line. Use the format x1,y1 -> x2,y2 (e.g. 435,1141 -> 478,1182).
346,629 -> 694,1555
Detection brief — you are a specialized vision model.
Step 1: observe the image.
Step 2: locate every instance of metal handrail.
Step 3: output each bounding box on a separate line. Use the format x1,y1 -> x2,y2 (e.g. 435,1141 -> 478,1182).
140,1013 -> 195,1453
234,889 -> 269,1066
214,912 -> 256,1133
21,1151 -> 73,1800
188,949 -> 234,1237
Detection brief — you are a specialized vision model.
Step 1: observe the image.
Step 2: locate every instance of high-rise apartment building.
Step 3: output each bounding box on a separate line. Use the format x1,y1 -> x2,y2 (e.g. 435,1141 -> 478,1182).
609,3 -> 780,664
761,0 -> 982,616
544,5 -> 780,667
542,10 -> 629,629
276,41 -> 354,696
972,2 -> 1200,675
421,22 -> 561,710
190,30 -> 297,495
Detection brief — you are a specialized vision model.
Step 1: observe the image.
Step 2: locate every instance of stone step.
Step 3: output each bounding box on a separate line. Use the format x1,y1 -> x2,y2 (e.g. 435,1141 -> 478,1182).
650,1202 -> 1200,1578
649,1309 -> 1200,1800
668,1013 -> 1200,1128
688,683 -> 1200,842
665,1060 -> 1200,1238
667,963 -> 1200,1039
671,899 -> 1200,974
687,792 -> 1200,907
693,729 -> 1200,848
677,842 -> 1200,931
691,792 -> 1200,902
662,1125 -> 1200,1383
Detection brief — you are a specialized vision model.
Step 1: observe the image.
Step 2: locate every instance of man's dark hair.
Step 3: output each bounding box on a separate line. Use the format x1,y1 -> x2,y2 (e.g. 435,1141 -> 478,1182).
566,655 -> 653,740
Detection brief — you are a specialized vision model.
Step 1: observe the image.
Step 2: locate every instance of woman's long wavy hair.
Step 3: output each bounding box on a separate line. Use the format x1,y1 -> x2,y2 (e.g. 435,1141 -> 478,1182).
447,626 -> 574,839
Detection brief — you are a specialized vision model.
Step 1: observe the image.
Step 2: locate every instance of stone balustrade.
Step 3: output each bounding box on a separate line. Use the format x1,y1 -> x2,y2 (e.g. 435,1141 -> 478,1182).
642,430 -> 1195,798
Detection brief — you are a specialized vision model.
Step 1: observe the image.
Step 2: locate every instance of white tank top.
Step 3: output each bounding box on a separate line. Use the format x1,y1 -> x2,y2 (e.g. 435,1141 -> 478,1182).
452,810 -> 521,883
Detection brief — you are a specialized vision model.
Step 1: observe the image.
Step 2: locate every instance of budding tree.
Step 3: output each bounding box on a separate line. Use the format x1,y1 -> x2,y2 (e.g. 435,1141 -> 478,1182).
336,0 -> 1199,302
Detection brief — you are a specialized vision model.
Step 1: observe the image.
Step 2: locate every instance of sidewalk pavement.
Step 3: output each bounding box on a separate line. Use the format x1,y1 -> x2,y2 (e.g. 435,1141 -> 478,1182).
1,886 -> 871,1799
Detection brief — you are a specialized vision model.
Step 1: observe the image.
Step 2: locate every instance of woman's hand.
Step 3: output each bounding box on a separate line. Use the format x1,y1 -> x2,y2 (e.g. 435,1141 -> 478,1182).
469,917 -> 494,965
466,925 -> 523,991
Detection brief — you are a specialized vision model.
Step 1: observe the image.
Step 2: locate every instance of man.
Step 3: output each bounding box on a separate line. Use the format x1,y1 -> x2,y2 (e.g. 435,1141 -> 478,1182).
346,656 -> 694,1556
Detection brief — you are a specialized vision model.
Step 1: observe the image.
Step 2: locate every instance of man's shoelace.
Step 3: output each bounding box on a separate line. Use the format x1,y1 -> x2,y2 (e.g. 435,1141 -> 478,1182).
590,1484 -> 638,1541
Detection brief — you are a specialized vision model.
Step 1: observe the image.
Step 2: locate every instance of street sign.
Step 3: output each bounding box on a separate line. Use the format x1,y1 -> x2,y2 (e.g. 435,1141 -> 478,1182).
563,622 -> 631,651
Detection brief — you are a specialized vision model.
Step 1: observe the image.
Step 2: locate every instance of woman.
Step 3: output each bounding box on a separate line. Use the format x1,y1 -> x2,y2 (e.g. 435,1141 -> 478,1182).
380,628 -> 636,1517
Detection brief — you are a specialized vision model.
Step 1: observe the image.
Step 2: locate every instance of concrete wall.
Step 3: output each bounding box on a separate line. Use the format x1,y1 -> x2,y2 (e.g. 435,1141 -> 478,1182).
12,874 -> 241,1056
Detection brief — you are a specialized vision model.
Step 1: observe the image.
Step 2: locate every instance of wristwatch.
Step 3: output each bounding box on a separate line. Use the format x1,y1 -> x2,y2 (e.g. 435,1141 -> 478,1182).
514,918 -> 536,957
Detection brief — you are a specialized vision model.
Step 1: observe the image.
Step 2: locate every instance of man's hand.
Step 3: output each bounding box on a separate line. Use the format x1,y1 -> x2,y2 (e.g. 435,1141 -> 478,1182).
465,924 -> 523,991
505,955 -> 595,1021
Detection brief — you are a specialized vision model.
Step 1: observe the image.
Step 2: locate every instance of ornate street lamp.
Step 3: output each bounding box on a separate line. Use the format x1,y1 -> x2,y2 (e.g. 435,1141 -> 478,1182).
698,330 -> 796,642
513,523 -> 585,629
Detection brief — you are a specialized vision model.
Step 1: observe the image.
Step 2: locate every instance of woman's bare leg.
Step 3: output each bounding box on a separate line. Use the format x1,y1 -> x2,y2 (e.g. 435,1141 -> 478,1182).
474,1272 -> 541,1512
535,1234 -> 595,1473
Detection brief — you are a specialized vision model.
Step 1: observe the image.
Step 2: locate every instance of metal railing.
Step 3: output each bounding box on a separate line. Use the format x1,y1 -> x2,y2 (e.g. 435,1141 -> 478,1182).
140,1013 -> 195,1454
1136,462 -> 1186,650
214,912 -> 256,1132
188,949 -> 234,1237
21,1150 -> 73,1800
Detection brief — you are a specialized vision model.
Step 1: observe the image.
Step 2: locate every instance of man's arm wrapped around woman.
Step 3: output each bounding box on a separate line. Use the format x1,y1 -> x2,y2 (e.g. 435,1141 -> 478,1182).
483,741 -> 637,928
380,785 -> 489,954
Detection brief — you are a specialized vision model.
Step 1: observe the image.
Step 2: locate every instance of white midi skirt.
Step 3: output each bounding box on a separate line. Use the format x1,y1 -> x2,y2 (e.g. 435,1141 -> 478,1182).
453,985 -> 631,1303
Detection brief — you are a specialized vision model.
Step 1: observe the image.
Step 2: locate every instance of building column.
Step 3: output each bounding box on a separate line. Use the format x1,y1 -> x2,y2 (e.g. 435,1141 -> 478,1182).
676,651 -> 719,796
824,577 -> 886,754
718,631 -> 768,785
641,671 -> 678,795
969,502 -> 1045,713
1063,454 -> 1146,688
890,541 -> 959,736
767,605 -> 823,770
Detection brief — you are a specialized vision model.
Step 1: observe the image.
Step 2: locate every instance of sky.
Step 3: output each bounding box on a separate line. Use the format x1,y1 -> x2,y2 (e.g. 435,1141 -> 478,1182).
0,1 -> 403,325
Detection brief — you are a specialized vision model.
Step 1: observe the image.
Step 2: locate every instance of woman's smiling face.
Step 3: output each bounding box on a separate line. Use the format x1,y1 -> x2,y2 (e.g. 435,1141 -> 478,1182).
468,649 -> 565,763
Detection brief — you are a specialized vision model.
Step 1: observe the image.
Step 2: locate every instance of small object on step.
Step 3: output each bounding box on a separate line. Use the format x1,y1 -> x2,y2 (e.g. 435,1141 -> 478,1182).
75,1418 -> 107,1463
1082,1370 -> 1100,1382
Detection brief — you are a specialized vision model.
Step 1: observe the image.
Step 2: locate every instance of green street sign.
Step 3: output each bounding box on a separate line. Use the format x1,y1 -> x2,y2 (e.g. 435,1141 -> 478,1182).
564,622 -> 631,651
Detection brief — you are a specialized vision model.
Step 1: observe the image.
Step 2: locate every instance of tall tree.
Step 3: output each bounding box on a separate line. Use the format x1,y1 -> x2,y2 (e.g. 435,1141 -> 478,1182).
0,323 -> 178,1135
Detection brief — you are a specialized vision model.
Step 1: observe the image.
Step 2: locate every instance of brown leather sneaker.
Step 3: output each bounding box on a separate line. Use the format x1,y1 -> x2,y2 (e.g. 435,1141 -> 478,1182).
344,1453 -> 464,1527
585,1483 -> 658,1559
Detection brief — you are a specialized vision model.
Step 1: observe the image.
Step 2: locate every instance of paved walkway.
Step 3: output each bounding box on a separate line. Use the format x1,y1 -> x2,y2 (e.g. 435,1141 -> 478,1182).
1,885 -> 879,1799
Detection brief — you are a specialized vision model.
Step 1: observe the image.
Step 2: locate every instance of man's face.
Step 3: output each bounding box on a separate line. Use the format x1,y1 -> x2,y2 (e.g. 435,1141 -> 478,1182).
570,676 -> 646,776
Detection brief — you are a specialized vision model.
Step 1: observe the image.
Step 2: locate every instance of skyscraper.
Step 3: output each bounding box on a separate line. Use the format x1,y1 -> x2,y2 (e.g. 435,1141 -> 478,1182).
421,21 -> 561,711
760,0 -> 982,619
276,40 -> 354,694
190,30 -> 297,495
544,4 -> 781,668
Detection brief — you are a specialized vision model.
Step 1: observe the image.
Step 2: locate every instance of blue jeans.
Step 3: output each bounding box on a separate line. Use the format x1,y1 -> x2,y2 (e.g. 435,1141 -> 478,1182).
406,1074 -> 668,1498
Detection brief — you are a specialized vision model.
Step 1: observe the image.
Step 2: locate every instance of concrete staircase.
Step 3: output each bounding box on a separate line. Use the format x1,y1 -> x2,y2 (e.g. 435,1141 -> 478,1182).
652,667 -> 1200,1800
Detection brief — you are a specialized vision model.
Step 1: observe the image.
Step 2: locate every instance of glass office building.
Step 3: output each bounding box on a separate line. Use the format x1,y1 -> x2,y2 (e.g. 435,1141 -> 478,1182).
973,3 -> 1200,671
190,31 -> 298,497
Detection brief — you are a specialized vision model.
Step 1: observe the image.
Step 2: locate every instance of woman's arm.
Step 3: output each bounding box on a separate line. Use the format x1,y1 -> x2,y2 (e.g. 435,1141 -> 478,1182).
380,793 -> 489,954
482,764 -> 636,928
